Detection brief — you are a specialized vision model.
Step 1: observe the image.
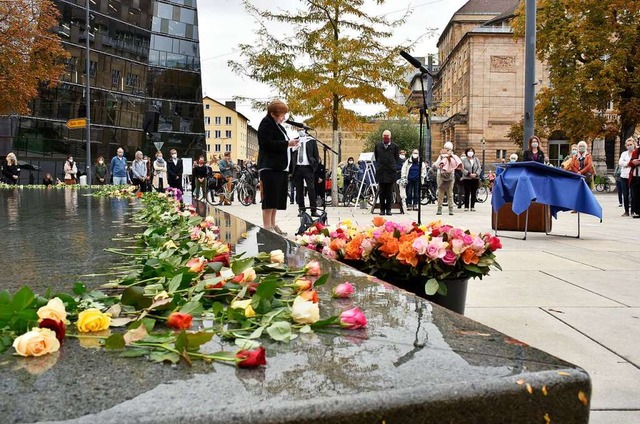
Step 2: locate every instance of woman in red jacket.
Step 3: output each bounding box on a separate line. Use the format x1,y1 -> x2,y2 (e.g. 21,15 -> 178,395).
569,141 -> 595,187
628,140 -> 640,218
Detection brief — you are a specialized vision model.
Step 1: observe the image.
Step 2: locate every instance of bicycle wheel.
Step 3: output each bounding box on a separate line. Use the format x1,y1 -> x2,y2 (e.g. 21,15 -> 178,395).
365,186 -> 376,206
205,185 -> 223,206
239,184 -> 255,206
476,186 -> 488,203
595,183 -> 605,192
343,184 -> 357,206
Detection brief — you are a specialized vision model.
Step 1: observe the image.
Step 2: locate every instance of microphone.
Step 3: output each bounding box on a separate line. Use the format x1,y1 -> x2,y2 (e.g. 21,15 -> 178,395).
400,50 -> 433,76
286,119 -> 313,131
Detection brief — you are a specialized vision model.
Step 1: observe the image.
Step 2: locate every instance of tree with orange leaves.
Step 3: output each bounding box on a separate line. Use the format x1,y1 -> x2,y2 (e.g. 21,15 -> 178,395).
0,0 -> 69,114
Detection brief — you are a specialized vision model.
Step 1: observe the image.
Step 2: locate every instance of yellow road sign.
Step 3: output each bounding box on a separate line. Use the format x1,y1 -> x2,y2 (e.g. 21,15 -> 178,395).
66,118 -> 87,129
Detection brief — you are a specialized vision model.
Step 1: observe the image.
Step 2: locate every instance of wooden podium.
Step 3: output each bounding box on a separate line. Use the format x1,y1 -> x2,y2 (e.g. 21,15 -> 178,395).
492,201 -> 551,237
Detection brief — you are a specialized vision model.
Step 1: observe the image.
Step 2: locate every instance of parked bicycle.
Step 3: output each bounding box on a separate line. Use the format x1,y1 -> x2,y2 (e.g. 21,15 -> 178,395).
206,167 -> 255,206
595,175 -> 613,192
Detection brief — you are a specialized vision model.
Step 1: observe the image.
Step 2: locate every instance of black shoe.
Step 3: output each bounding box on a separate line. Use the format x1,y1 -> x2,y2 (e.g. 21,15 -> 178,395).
311,211 -> 322,217
386,210 -> 392,216
633,213 -> 640,219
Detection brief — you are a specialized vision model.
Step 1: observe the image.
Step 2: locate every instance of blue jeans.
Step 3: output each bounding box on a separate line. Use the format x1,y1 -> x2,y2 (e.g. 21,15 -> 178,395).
406,179 -> 420,206
113,176 -> 127,185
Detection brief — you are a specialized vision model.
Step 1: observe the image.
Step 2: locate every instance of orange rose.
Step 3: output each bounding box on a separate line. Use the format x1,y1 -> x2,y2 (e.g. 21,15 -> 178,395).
461,248 -> 479,265
298,289 -> 319,303
344,235 -> 364,260
378,237 -> 399,257
167,312 -> 193,330
329,238 -> 346,252
294,278 -> 313,292
396,241 -> 419,267
186,257 -> 206,273
372,216 -> 386,227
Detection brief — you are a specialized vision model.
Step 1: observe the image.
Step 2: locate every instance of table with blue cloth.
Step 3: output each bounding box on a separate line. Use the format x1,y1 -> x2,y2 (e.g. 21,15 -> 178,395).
492,162 -> 602,238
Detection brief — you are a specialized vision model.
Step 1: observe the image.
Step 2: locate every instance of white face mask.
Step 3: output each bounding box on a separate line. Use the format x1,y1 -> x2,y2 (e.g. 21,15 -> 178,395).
399,155 -> 405,160
579,147 -> 586,153
68,158 -> 73,162
298,130 -> 306,138
348,161 -> 353,164
98,160 -> 103,164
627,145 -> 634,152
531,142 -> 539,149
467,151 -> 474,158
412,153 -> 419,159
571,149 -> 577,155
510,158 -> 516,163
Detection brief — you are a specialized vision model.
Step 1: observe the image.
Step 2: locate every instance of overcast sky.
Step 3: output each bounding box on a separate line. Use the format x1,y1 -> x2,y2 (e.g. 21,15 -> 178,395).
196,0 -> 468,127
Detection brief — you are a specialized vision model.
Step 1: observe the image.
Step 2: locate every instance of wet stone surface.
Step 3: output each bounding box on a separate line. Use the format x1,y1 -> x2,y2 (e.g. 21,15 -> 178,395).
0,189 -> 590,423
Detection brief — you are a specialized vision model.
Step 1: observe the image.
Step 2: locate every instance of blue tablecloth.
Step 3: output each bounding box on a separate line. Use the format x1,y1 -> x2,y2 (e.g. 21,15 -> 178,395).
492,162 -> 603,220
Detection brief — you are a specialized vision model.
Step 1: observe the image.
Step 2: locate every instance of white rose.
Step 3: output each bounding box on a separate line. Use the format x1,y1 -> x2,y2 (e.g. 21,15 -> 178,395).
291,296 -> 320,324
243,268 -> 257,282
13,328 -> 60,357
37,298 -> 67,323
269,249 -> 285,264
220,268 -> 235,280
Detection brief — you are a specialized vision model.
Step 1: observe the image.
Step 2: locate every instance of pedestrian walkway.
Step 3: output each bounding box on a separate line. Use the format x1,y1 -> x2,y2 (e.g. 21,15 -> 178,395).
191,192 -> 640,424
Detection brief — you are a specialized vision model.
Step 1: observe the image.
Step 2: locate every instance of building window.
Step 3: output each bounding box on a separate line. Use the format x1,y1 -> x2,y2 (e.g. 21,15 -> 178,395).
214,130 -> 221,138
496,149 -> 507,159
215,144 -> 221,152
111,69 -> 121,87
205,104 -> 210,110
225,130 -> 232,138
205,117 -> 210,125
215,116 -> 221,125
225,116 -> 232,125
125,73 -> 139,87
225,144 -> 231,152
206,144 -> 210,152
206,130 -> 210,138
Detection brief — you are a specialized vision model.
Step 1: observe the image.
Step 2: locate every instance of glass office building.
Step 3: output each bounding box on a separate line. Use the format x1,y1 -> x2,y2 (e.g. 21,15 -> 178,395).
0,0 -> 204,181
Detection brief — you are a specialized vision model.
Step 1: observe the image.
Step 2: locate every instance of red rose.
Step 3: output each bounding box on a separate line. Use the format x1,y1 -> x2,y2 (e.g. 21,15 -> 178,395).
232,273 -> 244,283
488,236 -> 502,251
38,318 -> 66,342
211,253 -> 230,267
236,347 -> 266,368
167,312 -> 193,330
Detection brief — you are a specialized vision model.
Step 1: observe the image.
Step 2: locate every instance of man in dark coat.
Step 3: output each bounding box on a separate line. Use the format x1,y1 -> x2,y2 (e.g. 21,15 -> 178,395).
292,133 -> 322,217
167,148 -> 183,191
374,129 -> 399,215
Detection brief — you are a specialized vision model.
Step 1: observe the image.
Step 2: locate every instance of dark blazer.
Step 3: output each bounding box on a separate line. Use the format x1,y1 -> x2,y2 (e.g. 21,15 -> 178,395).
257,114 -> 289,172
374,141 -> 399,184
291,137 -> 320,173
523,149 -> 545,163
167,158 -> 183,180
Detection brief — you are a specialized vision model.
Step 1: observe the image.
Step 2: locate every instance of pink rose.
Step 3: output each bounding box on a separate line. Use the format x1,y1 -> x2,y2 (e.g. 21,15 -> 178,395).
339,307 -> 367,329
450,238 -> 466,254
442,250 -> 458,266
305,260 -> 321,276
332,282 -> 355,298
462,234 -> 474,245
190,227 -> 202,240
425,237 -> 447,260
412,236 -> 429,255
321,246 -> 338,260
472,236 -> 486,254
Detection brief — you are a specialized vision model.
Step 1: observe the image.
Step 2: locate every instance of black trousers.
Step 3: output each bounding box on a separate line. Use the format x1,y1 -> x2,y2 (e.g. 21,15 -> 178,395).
463,179 -> 479,208
169,174 -> 183,192
379,182 -> 394,212
294,166 -> 317,212
631,176 -> 640,215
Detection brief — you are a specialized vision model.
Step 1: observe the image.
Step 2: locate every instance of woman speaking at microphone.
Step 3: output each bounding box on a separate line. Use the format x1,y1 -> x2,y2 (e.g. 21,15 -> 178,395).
257,100 -> 299,235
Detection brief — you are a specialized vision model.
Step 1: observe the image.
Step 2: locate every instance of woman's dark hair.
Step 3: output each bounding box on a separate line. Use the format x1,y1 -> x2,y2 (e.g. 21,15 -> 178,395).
465,147 -> 475,155
347,157 -> 354,162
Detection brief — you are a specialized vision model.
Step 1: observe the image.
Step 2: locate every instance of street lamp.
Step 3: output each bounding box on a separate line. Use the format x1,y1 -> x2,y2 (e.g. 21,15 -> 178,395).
481,137 -> 486,176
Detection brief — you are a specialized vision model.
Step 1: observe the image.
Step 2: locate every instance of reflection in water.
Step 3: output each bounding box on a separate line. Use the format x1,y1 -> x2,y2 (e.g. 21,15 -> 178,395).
3,188 -> 18,224
13,352 -> 60,375
64,188 -> 78,216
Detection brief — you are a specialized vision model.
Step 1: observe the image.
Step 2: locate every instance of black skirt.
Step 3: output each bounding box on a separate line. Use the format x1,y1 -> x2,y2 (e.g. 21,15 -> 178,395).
260,169 -> 288,210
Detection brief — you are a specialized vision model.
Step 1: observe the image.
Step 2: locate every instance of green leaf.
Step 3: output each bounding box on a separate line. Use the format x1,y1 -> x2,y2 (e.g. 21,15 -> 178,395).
313,273 -> 329,287
425,278 -> 439,296
0,290 -> 10,305
10,286 -> 36,311
105,334 -> 126,350
167,274 -> 183,293
232,257 -> 255,275
207,261 -> 223,274
310,316 -> 339,329
149,351 -> 180,364
120,349 -> 149,358
121,286 -> 153,310
180,300 -> 204,316
185,332 -> 214,351
235,338 -> 260,350
73,282 -> 87,295
211,302 -> 224,316
437,282 -> 448,296
267,321 -> 296,342
255,279 -> 277,299
174,330 -> 188,353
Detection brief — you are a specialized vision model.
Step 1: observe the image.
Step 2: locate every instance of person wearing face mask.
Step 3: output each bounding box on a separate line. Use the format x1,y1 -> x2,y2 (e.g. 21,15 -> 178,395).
523,135 -> 545,163
433,141 -> 463,216
131,150 -> 148,193
63,155 -> 78,185
461,147 -> 482,211
166,148 -> 183,191
192,155 -> 209,201
94,156 -> 107,185
401,150 -> 427,211
627,139 -> 640,218
618,138 -> 635,216
110,148 -> 128,185
374,129 -> 400,215
569,141 -> 595,187
342,157 -> 358,191
562,144 -> 578,170
152,151 -> 167,193
509,153 -> 518,163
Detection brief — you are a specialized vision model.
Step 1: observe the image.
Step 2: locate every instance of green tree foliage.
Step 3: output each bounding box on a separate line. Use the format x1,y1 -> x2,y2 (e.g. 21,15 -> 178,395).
513,1 -> 640,142
364,119 -> 420,153
0,0 -> 69,114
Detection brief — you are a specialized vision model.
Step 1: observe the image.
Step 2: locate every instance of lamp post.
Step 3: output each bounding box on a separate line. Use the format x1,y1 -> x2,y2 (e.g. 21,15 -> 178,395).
84,0 -> 92,185
481,137 -> 486,176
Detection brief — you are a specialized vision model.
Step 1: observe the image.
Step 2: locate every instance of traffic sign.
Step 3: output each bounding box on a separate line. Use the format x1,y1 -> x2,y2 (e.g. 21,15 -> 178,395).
154,141 -> 164,151
66,118 -> 87,129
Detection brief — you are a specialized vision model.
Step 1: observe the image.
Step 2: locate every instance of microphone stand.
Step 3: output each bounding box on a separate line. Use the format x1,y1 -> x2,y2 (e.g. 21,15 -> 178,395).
310,131 -> 338,210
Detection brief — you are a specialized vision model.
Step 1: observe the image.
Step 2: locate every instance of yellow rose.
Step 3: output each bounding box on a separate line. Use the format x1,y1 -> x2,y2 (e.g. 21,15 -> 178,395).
77,309 -> 111,333
243,268 -> 257,283
231,299 -> 256,318
13,328 -> 60,357
291,296 -> 320,324
244,305 -> 256,318
37,297 -> 67,323
269,249 -> 285,264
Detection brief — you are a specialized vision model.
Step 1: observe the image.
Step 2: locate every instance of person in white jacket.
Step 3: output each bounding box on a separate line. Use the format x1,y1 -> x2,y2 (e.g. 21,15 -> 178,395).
401,149 -> 427,211
618,137 -> 636,216
63,155 -> 77,185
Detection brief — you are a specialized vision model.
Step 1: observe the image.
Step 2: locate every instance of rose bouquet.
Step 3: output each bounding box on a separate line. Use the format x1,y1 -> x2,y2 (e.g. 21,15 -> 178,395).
296,217 -> 502,297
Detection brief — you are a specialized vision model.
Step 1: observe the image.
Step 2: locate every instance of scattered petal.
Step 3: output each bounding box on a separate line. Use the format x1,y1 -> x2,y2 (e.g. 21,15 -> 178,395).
544,413 -> 551,424
516,379 -> 525,385
526,383 -> 533,394
542,385 -> 548,396
557,371 -> 570,377
578,391 -> 588,406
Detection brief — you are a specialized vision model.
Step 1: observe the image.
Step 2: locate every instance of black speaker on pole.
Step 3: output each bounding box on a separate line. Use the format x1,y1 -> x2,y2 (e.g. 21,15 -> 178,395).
143,111 -> 159,134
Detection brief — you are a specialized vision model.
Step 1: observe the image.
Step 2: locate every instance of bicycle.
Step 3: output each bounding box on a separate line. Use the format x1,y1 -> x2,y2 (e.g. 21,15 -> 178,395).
206,169 -> 255,206
475,179 -> 490,203
342,178 -> 376,207
595,175 -> 613,192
